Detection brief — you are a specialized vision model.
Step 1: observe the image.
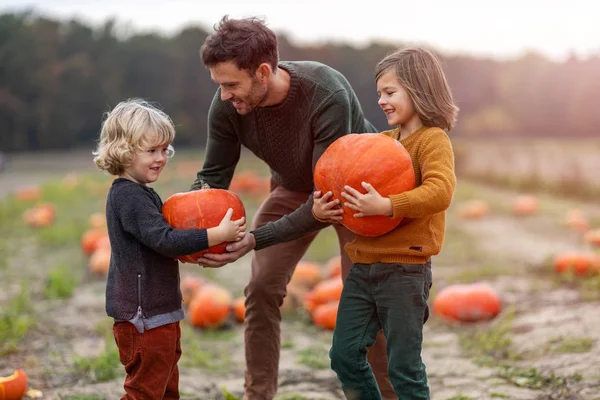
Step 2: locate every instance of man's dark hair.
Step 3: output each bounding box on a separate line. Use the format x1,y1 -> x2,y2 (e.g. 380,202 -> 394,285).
200,15 -> 279,73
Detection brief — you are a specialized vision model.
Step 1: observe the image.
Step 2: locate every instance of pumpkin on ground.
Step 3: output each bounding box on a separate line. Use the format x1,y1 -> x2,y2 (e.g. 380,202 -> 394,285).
187,284 -> 232,328
89,246 -> 111,276
304,277 -> 344,313
288,261 -> 322,289
457,200 -> 489,219
81,228 -> 109,255
314,133 -> 415,237
513,195 -> 539,216
0,369 -> 28,400
232,297 -> 246,322
312,301 -> 339,331
22,203 -> 55,228
162,189 -> 246,263
180,276 -> 205,306
433,283 -> 501,322
553,252 -> 599,276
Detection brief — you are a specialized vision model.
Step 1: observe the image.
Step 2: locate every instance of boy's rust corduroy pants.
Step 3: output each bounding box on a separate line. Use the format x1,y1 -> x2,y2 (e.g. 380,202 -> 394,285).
243,183 -> 396,400
113,321 -> 182,400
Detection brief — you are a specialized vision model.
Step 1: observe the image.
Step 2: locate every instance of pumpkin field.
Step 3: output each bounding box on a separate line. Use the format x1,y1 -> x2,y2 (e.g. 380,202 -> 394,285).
1,142 -> 600,400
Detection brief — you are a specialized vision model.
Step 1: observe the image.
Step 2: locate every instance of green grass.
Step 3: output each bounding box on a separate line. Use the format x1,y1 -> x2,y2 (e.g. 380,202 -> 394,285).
0,285 -> 35,355
72,332 -> 120,383
457,307 -> 518,363
179,325 -> 238,372
45,264 -> 79,299
296,346 -> 330,369
496,365 -> 582,390
549,337 -> 594,354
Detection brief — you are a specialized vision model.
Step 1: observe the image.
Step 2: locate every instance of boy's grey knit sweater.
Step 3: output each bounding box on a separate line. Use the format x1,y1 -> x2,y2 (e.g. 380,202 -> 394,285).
191,61 -> 376,250
105,178 -> 209,320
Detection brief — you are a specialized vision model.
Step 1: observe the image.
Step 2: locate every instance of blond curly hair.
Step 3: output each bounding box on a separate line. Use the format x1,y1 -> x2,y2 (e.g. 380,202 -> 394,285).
93,98 -> 175,176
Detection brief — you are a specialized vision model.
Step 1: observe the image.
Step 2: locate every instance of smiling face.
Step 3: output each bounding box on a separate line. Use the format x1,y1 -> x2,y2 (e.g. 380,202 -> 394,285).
122,133 -> 171,185
376,69 -> 422,133
209,60 -> 268,115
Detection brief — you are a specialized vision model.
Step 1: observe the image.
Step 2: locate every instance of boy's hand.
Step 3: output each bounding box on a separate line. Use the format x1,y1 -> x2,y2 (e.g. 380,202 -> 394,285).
341,182 -> 393,217
217,208 -> 246,243
312,191 -> 343,221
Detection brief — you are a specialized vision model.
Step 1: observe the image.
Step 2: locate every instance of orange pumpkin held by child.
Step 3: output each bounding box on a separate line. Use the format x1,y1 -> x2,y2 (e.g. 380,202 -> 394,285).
314,133 -> 415,237
162,189 -> 246,263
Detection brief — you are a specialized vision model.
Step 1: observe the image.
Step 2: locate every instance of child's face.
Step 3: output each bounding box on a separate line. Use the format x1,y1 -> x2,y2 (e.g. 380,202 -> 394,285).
122,140 -> 170,185
376,70 -> 420,129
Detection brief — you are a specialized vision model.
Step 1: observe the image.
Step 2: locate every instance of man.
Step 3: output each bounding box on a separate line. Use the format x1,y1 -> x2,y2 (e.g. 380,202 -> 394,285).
191,16 -> 396,400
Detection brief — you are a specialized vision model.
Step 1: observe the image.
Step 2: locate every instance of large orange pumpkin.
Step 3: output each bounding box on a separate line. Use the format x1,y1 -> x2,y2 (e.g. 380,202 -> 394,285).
0,369 -> 28,400
433,283 -> 501,322
162,189 -> 246,263
314,133 -> 415,237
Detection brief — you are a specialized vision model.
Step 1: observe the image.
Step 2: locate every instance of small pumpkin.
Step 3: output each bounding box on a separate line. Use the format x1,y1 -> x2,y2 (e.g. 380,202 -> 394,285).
288,261 -> 322,289
89,246 -> 111,276
312,301 -> 339,331
314,133 -> 415,237
433,283 -> 501,322
553,252 -> 600,276
304,277 -> 343,313
187,284 -> 232,328
81,228 -> 109,255
513,195 -> 539,216
457,200 -> 489,219
0,369 -> 28,400
162,189 -> 246,263
22,203 -> 55,228
180,276 -> 205,306
232,297 -> 246,323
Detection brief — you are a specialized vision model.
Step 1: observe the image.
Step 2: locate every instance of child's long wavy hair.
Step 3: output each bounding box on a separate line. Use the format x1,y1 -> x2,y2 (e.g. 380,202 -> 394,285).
93,99 -> 175,176
375,48 -> 459,131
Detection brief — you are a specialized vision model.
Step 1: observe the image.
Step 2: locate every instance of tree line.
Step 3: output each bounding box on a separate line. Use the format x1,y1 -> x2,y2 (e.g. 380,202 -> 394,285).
1,11 -> 599,152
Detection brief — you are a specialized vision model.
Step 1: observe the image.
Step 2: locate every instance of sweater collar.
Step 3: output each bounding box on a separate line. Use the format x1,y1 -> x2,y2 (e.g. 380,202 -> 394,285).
257,62 -> 298,112
395,126 -> 429,144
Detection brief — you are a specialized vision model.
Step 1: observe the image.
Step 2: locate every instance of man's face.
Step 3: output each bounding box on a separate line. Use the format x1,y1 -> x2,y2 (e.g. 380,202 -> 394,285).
210,60 -> 268,115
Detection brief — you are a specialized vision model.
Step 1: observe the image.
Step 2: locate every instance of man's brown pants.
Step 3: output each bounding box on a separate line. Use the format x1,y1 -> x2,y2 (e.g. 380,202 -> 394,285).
243,185 -> 396,400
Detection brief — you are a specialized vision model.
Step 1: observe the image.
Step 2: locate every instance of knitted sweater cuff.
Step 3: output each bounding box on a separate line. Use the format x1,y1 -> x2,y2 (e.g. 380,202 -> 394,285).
389,193 -> 410,219
251,224 -> 277,251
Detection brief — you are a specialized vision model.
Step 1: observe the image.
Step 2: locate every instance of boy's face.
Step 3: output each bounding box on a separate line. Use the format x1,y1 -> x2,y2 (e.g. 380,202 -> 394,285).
209,60 -> 268,115
376,70 -> 419,129
123,140 -> 170,185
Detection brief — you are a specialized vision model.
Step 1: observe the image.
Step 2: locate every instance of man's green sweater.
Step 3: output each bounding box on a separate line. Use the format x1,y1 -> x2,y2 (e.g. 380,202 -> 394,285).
192,61 -> 376,250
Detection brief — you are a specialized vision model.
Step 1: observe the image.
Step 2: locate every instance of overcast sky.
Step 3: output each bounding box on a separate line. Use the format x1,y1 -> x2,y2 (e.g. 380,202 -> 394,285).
2,0 -> 599,61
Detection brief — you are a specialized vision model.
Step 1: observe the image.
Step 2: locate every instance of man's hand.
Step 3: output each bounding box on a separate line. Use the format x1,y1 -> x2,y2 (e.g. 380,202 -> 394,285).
196,232 -> 257,268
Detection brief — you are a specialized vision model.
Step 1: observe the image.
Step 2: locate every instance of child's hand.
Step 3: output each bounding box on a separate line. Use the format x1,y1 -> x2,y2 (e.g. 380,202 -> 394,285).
341,182 -> 393,217
312,191 -> 343,221
217,208 -> 246,242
